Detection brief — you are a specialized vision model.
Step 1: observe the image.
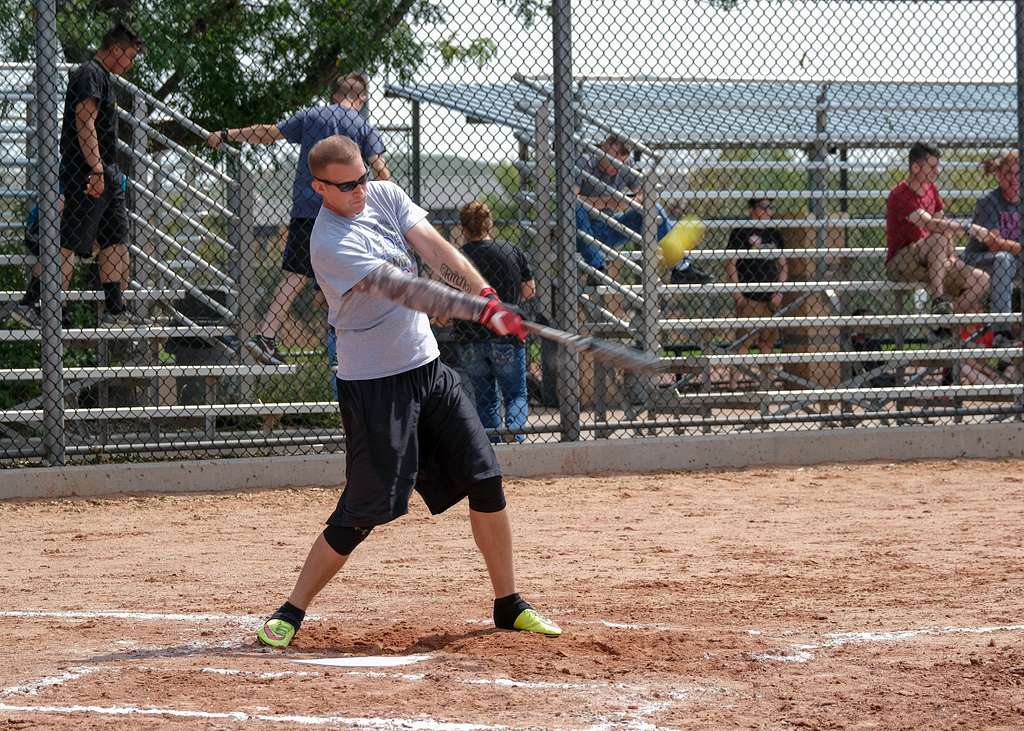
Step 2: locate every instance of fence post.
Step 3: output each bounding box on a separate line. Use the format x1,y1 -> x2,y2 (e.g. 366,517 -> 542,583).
411,100 -> 421,204
631,166 -> 662,423
227,157 -> 260,400
1016,0 -> 1024,419
552,0 -> 580,442
533,102 -> 561,409
34,0 -> 65,465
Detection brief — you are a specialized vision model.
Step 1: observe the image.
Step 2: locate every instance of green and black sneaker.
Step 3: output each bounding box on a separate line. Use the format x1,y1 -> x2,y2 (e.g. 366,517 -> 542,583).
494,593 -> 561,637
256,601 -> 305,648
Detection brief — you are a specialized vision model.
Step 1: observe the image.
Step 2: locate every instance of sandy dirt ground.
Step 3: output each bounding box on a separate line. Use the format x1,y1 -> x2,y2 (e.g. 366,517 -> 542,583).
1,458 -> 1023,730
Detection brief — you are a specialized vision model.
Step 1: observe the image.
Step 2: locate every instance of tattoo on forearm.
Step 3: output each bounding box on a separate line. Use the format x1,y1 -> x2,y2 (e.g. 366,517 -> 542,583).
439,263 -> 469,292
356,264 -> 483,322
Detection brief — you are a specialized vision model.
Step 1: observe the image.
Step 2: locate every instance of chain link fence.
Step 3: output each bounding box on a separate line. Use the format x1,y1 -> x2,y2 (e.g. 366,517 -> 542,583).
2,0 -> 1024,466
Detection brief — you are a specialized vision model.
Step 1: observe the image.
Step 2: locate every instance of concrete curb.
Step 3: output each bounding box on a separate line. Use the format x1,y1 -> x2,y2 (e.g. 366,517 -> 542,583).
3,422 -> 1024,500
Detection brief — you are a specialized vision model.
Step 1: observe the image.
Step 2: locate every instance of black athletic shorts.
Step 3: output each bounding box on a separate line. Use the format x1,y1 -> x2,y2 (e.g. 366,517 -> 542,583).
329,358 -> 502,527
59,169 -> 129,257
281,217 -> 316,278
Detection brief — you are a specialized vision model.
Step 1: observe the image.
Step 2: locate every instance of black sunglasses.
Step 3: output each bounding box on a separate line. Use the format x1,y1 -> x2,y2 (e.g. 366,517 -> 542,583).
315,172 -> 369,192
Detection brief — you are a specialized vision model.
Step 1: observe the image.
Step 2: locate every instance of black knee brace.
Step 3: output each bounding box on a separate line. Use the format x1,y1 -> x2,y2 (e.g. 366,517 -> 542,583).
322,525 -> 373,556
468,475 -> 506,513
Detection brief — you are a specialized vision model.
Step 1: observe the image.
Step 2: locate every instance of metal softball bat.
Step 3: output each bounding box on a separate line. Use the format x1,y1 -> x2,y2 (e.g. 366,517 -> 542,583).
521,321 -> 665,374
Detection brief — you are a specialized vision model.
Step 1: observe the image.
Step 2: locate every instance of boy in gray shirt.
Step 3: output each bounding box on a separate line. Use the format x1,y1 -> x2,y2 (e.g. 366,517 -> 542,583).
962,152 -> 1021,341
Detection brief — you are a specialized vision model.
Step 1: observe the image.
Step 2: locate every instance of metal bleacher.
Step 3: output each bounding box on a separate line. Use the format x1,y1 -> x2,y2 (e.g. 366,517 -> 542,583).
1,64 -> 309,460
491,74 -> 1024,432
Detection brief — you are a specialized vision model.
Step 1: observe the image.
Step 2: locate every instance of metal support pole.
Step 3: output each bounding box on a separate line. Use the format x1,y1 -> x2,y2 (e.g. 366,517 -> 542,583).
228,157 -> 259,403
809,83 -> 829,246
838,146 -> 849,214
34,0 -> 65,465
1016,0 -> 1024,418
628,167 -> 662,427
534,102 -> 560,409
552,0 -> 580,442
411,100 -> 421,204
534,103 -> 554,325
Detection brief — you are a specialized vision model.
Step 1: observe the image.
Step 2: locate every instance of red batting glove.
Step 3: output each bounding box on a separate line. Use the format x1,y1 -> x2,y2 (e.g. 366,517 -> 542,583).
479,290 -> 527,341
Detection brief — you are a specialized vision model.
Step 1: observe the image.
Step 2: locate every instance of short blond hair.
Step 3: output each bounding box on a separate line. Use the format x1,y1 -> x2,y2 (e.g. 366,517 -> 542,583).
983,150 -> 1019,176
308,135 -> 361,177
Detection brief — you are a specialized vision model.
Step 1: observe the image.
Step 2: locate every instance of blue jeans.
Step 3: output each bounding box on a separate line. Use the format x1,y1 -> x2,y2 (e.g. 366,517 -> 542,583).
575,202 -> 677,269
962,250 -> 1018,321
460,341 -> 528,443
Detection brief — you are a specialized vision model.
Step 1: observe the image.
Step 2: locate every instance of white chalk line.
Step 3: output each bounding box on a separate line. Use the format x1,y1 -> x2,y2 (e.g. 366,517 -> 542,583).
0,702 -> 507,729
3,608 -> 699,636
752,622 -> 1024,663
0,609 -> 356,628
1,667 -> 107,696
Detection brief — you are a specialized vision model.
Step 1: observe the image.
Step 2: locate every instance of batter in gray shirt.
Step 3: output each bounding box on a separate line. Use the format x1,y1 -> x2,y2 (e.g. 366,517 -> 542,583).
310,181 -> 438,380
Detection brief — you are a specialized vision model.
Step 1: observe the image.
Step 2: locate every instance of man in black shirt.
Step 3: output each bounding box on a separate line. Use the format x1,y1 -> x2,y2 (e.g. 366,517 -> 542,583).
14,24 -> 143,328
454,202 -> 535,442
725,198 -> 788,378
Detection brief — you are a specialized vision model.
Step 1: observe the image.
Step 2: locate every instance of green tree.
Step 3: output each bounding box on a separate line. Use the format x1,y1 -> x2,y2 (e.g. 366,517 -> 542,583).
0,0 -> 545,139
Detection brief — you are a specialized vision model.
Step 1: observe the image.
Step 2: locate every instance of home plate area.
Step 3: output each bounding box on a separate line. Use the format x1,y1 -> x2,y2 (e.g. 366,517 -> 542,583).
2,462 -> 1024,727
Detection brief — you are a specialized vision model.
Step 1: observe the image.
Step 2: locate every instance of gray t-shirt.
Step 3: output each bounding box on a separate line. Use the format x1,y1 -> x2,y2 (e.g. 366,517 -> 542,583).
967,188 -> 1020,257
277,105 -> 386,220
575,152 -> 640,202
310,181 -> 437,380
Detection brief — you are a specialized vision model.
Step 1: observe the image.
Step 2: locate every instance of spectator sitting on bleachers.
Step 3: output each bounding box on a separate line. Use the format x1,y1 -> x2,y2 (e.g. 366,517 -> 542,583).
725,197 -> 787,385
575,134 -> 709,284
884,142 -> 989,318
961,150 -> 1021,346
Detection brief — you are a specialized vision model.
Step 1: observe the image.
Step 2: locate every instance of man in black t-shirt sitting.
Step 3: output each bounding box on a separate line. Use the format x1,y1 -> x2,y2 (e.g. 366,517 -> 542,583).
13,24 -> 144,329
725,198 -> 788,381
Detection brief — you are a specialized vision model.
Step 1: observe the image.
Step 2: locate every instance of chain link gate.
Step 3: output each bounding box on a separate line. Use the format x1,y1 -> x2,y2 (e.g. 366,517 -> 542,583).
2,1 -> 1024,466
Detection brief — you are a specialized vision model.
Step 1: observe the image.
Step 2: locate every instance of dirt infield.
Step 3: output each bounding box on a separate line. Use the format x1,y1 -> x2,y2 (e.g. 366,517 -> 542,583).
2,458 -> 1024,729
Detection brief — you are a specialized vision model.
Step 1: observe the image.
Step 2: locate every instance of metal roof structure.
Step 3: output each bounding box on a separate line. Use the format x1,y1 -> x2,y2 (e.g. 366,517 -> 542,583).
385,78 -> 1017,149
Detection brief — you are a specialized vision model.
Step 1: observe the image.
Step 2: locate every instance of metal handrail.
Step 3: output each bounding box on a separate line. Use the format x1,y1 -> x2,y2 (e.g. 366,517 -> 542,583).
127,179 -> 235,254
129,213 -> 235,286
127,241 -> 236,322
666,188 -> 997,201
116,108 -> 232,184
110,75 -> 240,158
675,347 -> 1023,366
115,139 -> 236,219
590,280 -> 921,294
655,312 -> 1020,331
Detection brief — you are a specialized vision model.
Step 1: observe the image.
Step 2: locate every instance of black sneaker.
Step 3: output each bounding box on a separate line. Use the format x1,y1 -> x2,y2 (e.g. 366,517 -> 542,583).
669,265 -> 712,285
928,295 -> 954,316
247,334 -> 285,364
10,303 -> 40,328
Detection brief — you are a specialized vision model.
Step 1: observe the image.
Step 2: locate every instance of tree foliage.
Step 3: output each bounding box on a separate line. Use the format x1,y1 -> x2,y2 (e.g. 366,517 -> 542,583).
0,0 -> 546,135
